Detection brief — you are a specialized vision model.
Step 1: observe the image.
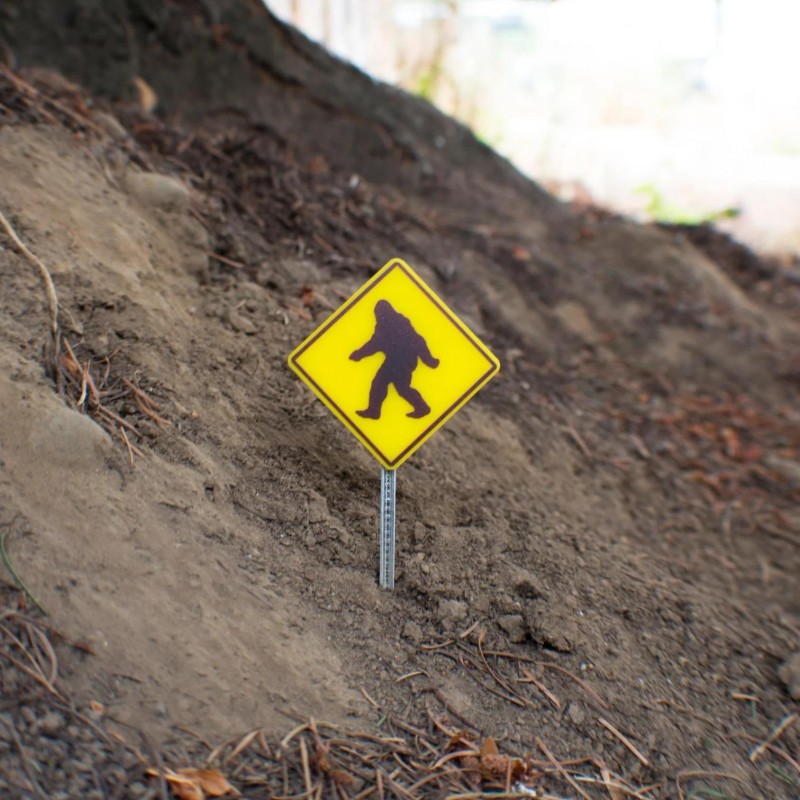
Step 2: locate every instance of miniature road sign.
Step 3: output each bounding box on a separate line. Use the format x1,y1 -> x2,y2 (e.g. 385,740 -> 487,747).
288,258 -> 500,469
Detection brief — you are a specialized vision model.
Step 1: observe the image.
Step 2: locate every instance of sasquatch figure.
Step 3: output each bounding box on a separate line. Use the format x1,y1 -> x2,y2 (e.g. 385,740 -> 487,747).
350,299 -> 440,419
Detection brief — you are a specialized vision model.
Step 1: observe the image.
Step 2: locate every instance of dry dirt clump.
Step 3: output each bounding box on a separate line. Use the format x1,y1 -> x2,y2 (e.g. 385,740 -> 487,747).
0,49 -> 799,800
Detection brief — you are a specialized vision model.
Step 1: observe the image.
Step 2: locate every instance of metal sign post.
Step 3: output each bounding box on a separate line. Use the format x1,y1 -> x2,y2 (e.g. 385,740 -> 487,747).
379,467 -> 397,589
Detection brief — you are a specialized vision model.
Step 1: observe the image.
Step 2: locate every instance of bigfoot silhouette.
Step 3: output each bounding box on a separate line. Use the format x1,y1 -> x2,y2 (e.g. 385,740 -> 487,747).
350,299 -> 440,419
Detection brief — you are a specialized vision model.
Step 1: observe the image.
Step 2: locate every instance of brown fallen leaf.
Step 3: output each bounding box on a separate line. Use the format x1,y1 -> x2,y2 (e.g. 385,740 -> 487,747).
132,76 -> 158,113
146,767 -> 238,800
146,769 -> 203,800
479,737 -> 525,783
177,769 -> 239,798
299,285 -> 316,308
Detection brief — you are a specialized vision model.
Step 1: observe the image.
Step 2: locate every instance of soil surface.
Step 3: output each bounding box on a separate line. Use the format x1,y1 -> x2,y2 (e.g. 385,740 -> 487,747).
0,8 -> 799,799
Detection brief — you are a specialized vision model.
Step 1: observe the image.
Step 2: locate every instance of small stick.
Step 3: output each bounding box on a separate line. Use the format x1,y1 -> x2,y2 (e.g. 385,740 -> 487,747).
143,733 -> 170,800
299,737 -> 314,797
395,670 -> 425,684
122,378 -> 163,411
726,732 -> 800,772
654,698 -> 715,726
23,620 -> 58,685
6,720 -> 48,799
420,638 -> 455,650
208,251 -> 245,269
518,668 -> 561,709
476,629 -> 531,707
675,769 -> 744,800
598,717 -> 651,767
359,686 -> 380,709
281,722 -> 310,749
455,651 -> 527,708
538,662 -> 610,710
100,406 -> 139,434
118,428 -> 135,467
534,737 -> 592,800
749,712 -> 798,763
458,620 -> 483,639
561,423 -> 592,459
0,207 -> 59,342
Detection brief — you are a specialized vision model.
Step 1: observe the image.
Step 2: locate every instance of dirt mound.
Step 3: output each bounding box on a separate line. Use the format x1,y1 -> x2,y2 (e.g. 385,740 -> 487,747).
0,7 -> 799,798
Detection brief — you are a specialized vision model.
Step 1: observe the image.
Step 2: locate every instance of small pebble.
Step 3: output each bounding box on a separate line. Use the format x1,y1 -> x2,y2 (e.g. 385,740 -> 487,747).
128,780 -> 149,797
778,651 -> 800,699
38,710 -> 66,736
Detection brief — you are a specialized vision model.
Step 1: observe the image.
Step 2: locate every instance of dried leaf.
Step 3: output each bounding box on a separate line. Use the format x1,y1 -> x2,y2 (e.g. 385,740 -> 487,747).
312,740 -> 330,773
480,753 -> 525,783
146,768 -> 204,800
299,285 -> 316,308
306,155 -> 329,176
479,737 -> 499,758
177,768 -> 238,798
89,700 -> 106,717
478,738 -> 525,783
330,769 -> 356,788
721,426 -> 741,458
132,76 -> 158,113
172,781 -> 204,800
738,444 -> 764,463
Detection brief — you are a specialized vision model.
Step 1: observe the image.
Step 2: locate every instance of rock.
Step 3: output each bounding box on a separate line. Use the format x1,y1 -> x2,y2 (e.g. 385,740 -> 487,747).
437,599 -> 468,627
764,455 -> 800,488
92,111 -> 128,141
553,301 -> 601,345
37,710 -> 65,736
401,621 -> 424,644
778,652 -> 800,699
510,566 -> 544,599
497,613 -> 528,643
224,306 -> 258,335
565,701 -> 586,726
125,170 -> 191,213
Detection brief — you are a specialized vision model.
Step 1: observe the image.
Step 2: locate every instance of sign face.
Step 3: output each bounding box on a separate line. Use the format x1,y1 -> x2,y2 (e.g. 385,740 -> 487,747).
288,258 -> 500,469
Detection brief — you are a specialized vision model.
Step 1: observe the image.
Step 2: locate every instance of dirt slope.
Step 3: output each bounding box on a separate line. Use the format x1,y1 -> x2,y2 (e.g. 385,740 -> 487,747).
0,8 -> 799,799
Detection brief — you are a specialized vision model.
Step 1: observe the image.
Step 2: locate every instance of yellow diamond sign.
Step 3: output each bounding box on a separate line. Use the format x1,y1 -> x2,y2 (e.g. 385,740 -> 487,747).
288,258 -> 500,469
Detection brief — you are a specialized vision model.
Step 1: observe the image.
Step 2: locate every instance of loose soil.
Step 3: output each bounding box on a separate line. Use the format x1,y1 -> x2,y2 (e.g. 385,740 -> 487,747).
0,14 -> 799,799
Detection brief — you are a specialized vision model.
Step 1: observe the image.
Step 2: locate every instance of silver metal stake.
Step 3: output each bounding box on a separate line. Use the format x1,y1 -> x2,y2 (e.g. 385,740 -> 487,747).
379,467 -> 397,589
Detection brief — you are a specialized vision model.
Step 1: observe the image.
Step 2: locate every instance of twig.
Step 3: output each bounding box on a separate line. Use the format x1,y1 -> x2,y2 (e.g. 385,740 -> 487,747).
6,718 -> 49,799
653,698 -> 715,726
394,671 -> 425,684
144,733 -> 170,800
675,770 -> 744,800
749,712 -> 798,763
0,528 -> 46,614
518,668 -> 561,709
598,717 -> 651,767
534,737 -> 592,800
0,206 -> 59,345
538,662 -> 610,710
359,686 -> 380,709
208,251 -> 245,269
299,737 -> 314,797
475,629 -> 531,707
